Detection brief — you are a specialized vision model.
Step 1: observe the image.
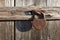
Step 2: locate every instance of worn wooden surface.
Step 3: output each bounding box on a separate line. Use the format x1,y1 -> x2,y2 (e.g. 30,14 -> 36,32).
0,11 -> 59,20
0,0 -> 14,40
0,0 -> 60,40
0,7 -> 60,12
15,0 -> 60,40
0,21 -> 14,40
0,12 -> 59,20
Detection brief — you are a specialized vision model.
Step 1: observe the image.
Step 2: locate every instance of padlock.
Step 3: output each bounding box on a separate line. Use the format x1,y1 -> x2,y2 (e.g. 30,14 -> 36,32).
31,10 -> 46,30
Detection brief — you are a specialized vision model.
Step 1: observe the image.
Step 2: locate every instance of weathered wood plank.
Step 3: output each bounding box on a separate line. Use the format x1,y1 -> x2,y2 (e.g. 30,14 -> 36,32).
46,0 -> 60,40
47,0 -> 60,7
5,0 -> 14,7
0,22 -> 14,40
16,0 -> 46,7
34,0 -> 47,7
0,0 -> 14,40
0,0 -> 14,7
46,21 -> 60,40
0,0 -> 5,7
0,7 -> 60,12
0,11 -> 59,20
16,0 -> 34,7
0,14 -> 59,20
0,21 -> 14,40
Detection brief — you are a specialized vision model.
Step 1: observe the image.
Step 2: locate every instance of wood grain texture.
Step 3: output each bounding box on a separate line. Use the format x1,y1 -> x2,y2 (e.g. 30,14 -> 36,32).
0,21 -> 14,40
16,0 -> 46,7
46,0 -> 60,40
15,0 -> 60,40
15,0 -> 47,40
0,11 -> 59,20
1,7 -> 60,12
46,21 -> 60,40
16,0 -> 34,7
0,7 -> 60,20
0,0 -> 5,7
0,0 -> 14,7
5,0 -> 14,7
0,0 -> 14,40
47,0 -> 60,7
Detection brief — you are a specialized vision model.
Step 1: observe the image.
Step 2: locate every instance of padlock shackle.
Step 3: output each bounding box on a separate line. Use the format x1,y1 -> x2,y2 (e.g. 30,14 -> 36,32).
30,10 -> 44,20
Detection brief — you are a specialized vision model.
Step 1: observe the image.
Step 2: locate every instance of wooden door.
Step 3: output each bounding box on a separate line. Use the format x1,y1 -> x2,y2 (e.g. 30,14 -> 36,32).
0,0 -> 60,40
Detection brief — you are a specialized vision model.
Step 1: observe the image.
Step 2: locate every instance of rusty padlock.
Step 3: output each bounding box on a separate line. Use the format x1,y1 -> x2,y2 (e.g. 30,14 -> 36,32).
31,10 -> 46,30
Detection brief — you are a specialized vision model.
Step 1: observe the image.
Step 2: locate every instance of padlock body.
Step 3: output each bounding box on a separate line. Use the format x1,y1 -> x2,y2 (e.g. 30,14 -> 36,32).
32,19 -> 46,30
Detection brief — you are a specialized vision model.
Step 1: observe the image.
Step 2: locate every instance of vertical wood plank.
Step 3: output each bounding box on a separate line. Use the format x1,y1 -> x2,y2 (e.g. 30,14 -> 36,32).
47,0 -> 60,40
5,0 -> 14,7
35,0 -> 47,7
0,0 -> 5,7
47,0 -> 60,7
0,0 -> 14,7
16,0 -> 47,7
16,0 -> 34,7
0,0 -> 14,40
46,21 -> 60,40
0,21 -> 14,40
